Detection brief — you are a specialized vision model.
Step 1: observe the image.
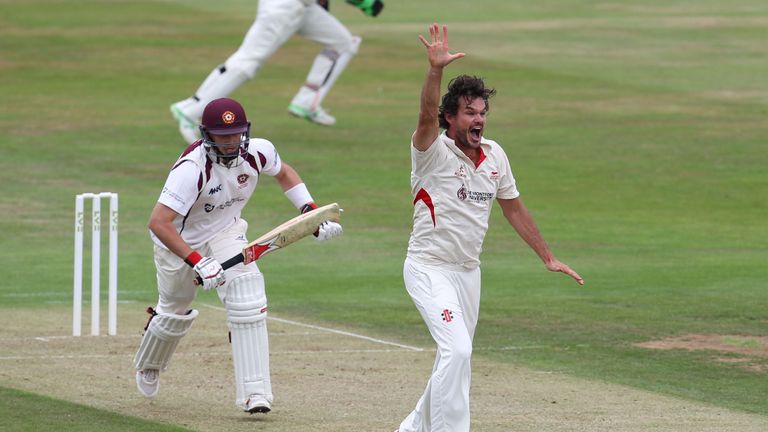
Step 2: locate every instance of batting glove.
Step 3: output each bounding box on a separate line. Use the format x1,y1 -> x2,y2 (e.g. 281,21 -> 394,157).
300,202 -> 343,241
315,221 -> 343,241
188,253 -> 226,290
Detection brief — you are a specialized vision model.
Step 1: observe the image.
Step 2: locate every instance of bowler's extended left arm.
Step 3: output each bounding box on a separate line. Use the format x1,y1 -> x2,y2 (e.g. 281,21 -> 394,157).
497,197 -> 584,285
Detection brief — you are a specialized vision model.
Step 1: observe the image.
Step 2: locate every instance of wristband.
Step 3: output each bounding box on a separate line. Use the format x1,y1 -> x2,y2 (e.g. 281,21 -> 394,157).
184,251 -> 203,267
300,202 -> 318,214
284,183 -> 314,209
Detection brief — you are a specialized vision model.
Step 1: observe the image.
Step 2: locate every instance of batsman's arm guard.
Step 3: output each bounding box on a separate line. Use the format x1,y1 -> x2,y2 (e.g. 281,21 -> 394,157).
133,309 -> 199,372
345,0 -> 383,17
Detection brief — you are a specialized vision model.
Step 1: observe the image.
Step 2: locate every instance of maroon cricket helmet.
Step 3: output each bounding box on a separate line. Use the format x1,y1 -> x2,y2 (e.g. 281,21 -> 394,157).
201,98 -> 249,135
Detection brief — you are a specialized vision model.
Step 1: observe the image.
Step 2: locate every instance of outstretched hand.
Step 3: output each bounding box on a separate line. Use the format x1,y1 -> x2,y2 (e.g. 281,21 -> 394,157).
418,23 -> 465,69
545,259 -> 584,285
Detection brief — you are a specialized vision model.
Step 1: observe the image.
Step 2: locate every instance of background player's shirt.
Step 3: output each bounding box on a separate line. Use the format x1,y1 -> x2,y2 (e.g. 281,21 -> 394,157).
151,139 -> 282,249
407,132 -> 519,270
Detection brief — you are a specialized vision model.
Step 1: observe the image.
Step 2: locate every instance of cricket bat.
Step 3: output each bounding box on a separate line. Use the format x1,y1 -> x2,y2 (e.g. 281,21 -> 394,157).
194,203 -> 341,285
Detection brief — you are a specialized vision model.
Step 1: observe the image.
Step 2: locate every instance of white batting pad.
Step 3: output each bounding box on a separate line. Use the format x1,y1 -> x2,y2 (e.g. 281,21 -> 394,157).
133,309 -> 199,372
291,36 -> 361,110
226,273 -> 272,408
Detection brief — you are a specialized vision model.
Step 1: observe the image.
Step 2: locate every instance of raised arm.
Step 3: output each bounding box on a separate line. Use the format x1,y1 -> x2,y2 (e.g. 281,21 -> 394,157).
497,197 -> 584,285
413,24 -> 465,151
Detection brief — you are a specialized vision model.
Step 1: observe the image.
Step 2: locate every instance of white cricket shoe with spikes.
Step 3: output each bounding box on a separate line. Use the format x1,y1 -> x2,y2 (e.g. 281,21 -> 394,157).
288,104 -> 336,126
136,369 -> 160,398
244,394 -> 272,414
170,101 -> 201,144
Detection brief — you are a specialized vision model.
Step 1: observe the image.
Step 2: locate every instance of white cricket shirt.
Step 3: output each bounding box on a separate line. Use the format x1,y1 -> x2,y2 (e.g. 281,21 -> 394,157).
151,139 -> 282,249
407,132 -> 519,270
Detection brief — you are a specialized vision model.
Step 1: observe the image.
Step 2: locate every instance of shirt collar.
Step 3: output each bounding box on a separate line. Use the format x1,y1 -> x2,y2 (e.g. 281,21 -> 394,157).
440,132 -> 491,168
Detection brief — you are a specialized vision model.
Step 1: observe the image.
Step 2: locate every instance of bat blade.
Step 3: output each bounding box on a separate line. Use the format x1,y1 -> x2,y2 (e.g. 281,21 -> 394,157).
194,203 -> 341,285
240,202 -> 341,265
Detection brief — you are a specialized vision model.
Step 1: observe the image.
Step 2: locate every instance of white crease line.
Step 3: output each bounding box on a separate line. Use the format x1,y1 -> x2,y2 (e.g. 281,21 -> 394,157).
0,335 -> 138,342
0,354 -> 123,360
0,347 -> 546,361
0,348 -> 427,361
200,303 -> 424,352
1,307 -> 425,353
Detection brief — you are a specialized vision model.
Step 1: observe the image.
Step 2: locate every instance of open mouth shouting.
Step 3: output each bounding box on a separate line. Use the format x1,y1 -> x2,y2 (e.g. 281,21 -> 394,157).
468,125 -> 483,144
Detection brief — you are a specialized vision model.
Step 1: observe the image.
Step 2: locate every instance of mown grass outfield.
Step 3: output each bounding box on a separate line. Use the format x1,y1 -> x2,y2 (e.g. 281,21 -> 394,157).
1,0 -> 767,431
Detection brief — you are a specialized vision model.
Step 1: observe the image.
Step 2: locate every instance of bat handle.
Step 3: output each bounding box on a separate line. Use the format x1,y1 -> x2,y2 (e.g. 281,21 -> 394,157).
193,254 -> 246,286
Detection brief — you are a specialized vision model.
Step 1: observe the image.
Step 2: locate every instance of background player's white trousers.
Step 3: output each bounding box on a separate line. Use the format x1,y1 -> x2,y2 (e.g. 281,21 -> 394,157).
399,257 -> 481,432
178,0 -> 357,122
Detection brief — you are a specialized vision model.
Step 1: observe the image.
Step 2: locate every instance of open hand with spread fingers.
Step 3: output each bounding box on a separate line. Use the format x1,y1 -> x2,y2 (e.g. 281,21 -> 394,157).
418,23 -> 465,69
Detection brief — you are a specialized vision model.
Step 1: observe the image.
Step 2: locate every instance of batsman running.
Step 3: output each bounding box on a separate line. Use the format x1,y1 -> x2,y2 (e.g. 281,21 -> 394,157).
396,24 -> 583,432
132,97 -> 342,414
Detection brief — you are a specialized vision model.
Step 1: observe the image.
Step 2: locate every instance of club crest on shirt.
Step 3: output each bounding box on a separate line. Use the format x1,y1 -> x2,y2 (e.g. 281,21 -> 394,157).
454,165 -> 466,178
441,309 -> 454,323
456,185 -> 468,201
489,171 -> 499,180
237,174 -> 249,186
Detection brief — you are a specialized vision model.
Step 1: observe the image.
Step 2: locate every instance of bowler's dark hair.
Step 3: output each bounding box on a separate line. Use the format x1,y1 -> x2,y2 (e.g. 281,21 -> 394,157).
438,75 -> 496,129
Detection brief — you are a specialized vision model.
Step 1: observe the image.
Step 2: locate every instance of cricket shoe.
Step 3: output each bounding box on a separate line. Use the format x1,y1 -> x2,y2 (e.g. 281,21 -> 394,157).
288,104 -> 336,126
170,101 -> 201,144
136,369 -> 160,398
244,394 -> 271,414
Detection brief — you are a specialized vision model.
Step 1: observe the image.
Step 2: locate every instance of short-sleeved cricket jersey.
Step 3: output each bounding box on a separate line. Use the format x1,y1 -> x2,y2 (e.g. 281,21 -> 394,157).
151,138 -> 282,249
407,132 -> 520,270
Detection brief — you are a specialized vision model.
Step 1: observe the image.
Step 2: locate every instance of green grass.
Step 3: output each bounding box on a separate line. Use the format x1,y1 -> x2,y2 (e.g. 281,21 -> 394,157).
0,386 -> 192,432
1,0 -> 767,427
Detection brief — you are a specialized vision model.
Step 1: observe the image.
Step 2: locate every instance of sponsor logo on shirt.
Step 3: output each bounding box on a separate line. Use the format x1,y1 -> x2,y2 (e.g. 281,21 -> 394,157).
490,171 -> 499,180
208,184 -> 222,195
441,309 -> 454,323
456,185 -> 494,203
454,165 -> 466,178
203,197 -> 246,213
161,187 -> 186,206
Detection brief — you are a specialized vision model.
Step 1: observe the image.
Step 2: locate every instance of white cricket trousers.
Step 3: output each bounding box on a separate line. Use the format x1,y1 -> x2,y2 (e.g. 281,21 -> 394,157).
153,218 -> 261,315
225,0 -> 355,77
399,257 -> 481,432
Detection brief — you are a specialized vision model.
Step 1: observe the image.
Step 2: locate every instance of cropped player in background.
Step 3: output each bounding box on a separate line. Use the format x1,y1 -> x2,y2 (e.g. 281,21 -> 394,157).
397,24 -> 584,432
170,0 -> 384,144
133,98 -> 342,414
